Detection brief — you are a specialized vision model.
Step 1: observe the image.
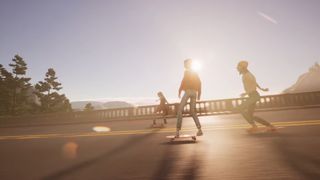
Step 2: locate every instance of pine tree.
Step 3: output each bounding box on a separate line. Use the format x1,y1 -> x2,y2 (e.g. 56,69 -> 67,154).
7,55 -> 32,115
0,64 -> 13,115
84,103 -> 94,111
35,68 -> 72,113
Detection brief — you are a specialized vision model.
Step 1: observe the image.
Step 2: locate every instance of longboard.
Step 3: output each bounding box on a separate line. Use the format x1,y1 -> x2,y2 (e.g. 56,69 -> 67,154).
166,134 -> 196,142
246,127 -> 281,134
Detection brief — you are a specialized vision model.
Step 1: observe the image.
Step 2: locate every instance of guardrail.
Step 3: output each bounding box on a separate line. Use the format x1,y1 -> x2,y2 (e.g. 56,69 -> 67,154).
1,91 -> 319,126
74,91 -> 320,121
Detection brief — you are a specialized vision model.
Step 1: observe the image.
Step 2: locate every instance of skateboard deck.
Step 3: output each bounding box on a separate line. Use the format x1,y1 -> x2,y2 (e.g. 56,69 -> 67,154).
246,127 -> 281,134
166,134 -> 197,142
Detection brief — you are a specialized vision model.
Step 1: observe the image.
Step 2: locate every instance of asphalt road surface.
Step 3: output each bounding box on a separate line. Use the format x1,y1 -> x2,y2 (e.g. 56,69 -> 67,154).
0,108 -> 320,180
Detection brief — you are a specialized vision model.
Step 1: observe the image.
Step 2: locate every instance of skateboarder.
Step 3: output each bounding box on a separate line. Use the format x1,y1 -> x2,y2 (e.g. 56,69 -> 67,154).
153,91 -> 169,125
236,61 -> 276,132
176,59 -> 203,137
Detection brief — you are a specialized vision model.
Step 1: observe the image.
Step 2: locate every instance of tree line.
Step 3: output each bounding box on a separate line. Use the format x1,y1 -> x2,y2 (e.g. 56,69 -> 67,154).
0,55 -> 72,116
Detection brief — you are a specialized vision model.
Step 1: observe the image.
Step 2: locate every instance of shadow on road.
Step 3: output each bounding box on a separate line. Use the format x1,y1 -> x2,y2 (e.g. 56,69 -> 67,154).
161,141 -> 198,145
43,129 -> 160,180
246,132 -> 281,138
273,132 -> 320,179
246,129 -> 320,179
153,139 -> 202,179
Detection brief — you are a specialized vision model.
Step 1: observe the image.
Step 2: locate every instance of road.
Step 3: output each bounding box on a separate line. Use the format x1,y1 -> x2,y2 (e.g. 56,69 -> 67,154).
0,108 -> 320,180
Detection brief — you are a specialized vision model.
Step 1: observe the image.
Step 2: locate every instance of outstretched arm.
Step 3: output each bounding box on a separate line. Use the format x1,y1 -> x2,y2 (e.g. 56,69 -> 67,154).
240,92 -> 248,98
257,83 -> 269,92
197,82 -> 201,100
196,74 -> 202,100
197,91 -> 201,100
163,97 -> 169,104
178,79 -> 185,99
178,88 -> 182,99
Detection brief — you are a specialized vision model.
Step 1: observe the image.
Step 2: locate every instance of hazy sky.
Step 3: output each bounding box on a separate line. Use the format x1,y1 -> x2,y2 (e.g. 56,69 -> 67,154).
1,0 -> 319,102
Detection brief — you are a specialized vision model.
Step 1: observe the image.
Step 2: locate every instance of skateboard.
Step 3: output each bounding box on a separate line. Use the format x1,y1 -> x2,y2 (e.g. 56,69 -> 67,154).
166,134 -> 197,142
246,127 -> 280,134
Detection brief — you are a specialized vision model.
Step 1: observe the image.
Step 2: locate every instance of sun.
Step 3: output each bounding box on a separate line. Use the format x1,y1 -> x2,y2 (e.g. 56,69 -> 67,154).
191,61 -> 202,72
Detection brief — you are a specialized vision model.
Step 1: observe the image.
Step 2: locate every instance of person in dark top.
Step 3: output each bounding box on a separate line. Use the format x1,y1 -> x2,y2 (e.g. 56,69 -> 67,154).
176,59 -> 203,137
153,91 -> 169,126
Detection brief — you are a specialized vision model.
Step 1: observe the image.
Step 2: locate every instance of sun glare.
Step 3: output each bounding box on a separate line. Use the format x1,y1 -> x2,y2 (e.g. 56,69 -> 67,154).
191,61 -> 202,72
93,126 -> 111,133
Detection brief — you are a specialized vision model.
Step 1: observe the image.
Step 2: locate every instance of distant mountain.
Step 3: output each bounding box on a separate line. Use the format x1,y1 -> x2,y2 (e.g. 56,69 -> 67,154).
284,63 -> 320,93
103,101 -> 134,109
71,101 -> 135,111
71,101 -> 104,111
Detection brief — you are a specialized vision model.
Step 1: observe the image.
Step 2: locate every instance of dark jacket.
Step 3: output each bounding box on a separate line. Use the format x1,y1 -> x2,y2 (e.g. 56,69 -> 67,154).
179,70 -> 201,93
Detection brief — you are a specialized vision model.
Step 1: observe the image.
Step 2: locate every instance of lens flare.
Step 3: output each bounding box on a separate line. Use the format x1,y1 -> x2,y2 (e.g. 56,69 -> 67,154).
191,61 -> 202,72
62,142 -> 79,159
93,126 -> 111,133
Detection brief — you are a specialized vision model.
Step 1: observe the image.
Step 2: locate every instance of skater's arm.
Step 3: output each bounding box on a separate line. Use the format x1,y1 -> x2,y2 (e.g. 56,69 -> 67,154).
162,96 -> 169,104
257,83 -> 269,92
196,74 -> 201,100
178,80 -> 185,98
240,92 -> 247,98
253,74 -> 268,92
178,71 -> 188,98
197,83 -> 201,100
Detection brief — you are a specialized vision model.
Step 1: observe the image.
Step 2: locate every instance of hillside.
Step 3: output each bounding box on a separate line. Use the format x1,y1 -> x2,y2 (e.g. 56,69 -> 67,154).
71,101 -> 135,111
284,63 -> 320,93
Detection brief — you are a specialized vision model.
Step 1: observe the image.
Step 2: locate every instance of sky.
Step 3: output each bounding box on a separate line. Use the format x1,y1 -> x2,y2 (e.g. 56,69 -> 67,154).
0,0 -> 319,102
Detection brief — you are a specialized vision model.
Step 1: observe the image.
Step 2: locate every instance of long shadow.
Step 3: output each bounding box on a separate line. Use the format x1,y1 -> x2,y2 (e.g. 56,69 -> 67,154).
273,133 -> 320,179
246,132 -> 282,138
161,141 -> 198,145
247,131 -> 320,138
181,151 -> 201,180
43,129 -> 160,180
244,130 -> 320,178
153,141 -> 202,179
152,147 -> 178,180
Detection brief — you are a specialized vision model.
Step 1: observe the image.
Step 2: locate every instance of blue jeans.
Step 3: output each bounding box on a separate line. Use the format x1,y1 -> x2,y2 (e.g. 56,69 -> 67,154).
176,90 -> 201,130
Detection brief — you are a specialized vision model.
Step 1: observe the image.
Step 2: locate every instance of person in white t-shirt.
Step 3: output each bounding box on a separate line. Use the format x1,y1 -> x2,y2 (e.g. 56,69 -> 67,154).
237,61 -> 276,132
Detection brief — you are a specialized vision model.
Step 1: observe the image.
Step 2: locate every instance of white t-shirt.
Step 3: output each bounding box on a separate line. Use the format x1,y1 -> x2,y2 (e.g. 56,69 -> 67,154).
242,71 -> 257,94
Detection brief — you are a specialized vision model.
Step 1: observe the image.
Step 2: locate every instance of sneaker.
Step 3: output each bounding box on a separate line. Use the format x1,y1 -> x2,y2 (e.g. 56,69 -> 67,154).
196,129 -> 203,136
267,125 -> 277,132
246,126 -> 258,133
